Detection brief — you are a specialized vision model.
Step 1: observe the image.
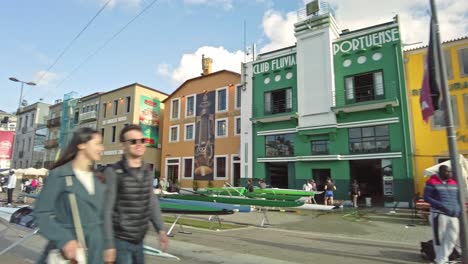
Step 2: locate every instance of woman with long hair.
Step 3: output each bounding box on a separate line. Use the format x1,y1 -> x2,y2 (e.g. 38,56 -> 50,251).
34,127 -> 106,263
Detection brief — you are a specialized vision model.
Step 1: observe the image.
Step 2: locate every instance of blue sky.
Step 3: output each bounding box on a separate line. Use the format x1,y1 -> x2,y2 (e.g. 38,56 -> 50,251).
1,0 -> 467,113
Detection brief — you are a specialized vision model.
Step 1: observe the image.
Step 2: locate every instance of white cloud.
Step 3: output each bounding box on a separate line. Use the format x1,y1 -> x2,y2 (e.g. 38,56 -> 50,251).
184,0 -> 233,10
157,46 -> 244,85
34,70 -> 61,86
259,10 -> 297,53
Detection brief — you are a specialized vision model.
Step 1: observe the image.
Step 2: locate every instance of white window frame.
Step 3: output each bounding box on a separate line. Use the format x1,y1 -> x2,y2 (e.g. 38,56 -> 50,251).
165,157 -> 180,182
215,86 -> 228,113
181,157 -> 194,179
234,116 -> 241,136
230,154 -> 241,186
458,47 -> 468,77
184,123 -> 195,141
169,125 -> 180,143
214,154 -> 229,180
185,94 -> 196,118
215,118 -> 228,138
170,98 -> 180,120
235,84 -> 242,109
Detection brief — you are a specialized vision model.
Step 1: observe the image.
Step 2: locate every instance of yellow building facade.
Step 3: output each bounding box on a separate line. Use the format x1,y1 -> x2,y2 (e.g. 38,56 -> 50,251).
160,69 -> 241,189
405,37 -> 468,195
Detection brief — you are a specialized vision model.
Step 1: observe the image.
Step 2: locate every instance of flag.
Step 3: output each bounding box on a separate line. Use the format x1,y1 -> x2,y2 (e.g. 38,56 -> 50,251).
420,18 -> 441,123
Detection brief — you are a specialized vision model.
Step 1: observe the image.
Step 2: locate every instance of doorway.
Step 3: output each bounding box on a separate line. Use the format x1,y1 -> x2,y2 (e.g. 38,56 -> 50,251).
350,159 -> 383,205
266,162 -> 288,188
167,165 -> 179,185
312,169 -> 331,204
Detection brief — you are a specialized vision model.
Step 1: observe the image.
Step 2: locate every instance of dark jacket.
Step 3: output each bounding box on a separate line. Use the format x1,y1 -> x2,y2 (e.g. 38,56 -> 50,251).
103,159 -> 164,248
34,162 -> 106,264
423,174 -> 461,217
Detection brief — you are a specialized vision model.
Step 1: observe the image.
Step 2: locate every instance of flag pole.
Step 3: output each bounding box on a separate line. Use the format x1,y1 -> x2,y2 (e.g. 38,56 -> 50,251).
430,0 -> 468,261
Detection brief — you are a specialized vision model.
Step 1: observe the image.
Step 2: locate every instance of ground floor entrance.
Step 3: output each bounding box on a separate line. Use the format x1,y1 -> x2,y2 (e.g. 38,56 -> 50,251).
349,159 -> 387,206
266,162 -> 289,188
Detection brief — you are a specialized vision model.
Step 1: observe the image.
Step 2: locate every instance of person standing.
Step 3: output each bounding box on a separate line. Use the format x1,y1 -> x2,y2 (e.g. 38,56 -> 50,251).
258,179 -> 267,189
34,127 -> 106,263
302,180 -> 313,204
324,178 -> 336,206
424,165 -> 461,264
245,179 -> 254,193
349,179 -> 360,208
6,170 -> 16,206
103,125 -> 169,263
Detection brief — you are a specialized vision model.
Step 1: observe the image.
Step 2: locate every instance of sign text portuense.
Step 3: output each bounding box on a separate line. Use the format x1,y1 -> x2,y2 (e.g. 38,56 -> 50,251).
333,28 -> 399,55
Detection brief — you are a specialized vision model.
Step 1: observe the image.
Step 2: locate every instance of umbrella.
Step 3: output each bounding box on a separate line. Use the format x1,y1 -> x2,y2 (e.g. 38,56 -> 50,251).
37,168 -> 49,176
423,155 -> 468,178
23,168 -> 41,176
13,169 -> 25,174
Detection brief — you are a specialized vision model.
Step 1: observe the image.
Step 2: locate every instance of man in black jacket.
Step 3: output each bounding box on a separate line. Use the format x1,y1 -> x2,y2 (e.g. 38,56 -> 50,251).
103,125 -> 169,263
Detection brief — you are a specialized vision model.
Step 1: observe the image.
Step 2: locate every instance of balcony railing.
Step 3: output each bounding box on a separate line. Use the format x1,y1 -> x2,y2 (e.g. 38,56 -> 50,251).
47,117 -> 61,128
333,82 -> 398,111
253,99 -> 297,119
79,111 -> 97,122
44,139 -> 59,149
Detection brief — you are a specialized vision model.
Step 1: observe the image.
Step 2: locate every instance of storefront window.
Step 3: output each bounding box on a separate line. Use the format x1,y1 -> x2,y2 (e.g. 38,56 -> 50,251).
348,125 -> 390,154
265,134 -> 294,157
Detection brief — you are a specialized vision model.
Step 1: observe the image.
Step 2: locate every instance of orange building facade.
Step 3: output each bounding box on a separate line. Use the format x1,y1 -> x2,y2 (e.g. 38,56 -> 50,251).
160,69 -> 241,189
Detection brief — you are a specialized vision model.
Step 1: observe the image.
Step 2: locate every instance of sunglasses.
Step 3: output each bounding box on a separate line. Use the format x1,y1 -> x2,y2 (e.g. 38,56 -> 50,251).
125,138 -> 145,145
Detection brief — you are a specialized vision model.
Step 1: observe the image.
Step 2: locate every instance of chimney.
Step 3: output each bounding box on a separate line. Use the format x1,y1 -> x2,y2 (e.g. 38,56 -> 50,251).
201,54 -> 213,75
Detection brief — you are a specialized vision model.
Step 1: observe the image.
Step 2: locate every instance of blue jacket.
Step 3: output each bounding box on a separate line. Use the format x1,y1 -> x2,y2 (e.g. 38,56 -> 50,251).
423,174 -> 461,217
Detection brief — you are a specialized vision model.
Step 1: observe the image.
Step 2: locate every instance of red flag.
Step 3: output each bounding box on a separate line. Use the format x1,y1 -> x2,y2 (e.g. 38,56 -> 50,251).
420,18 -> 441,122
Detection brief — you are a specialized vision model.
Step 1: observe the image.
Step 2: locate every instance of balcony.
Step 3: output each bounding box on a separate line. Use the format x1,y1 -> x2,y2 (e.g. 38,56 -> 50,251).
44,139 -> 59,149
332,83 -> 399,114
79,110 -> 97,123
47,117 -> 61,128
252,99 -> 298,124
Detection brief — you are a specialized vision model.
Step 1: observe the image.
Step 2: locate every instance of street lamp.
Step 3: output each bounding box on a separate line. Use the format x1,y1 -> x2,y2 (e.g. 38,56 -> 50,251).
9,77 -> 36,112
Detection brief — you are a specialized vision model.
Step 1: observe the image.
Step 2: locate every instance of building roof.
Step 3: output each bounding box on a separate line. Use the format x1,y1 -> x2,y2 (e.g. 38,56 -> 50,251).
162,70 -> 241,103
404,36 -> 468,52
339,20 -> 396,37
79,92 -> 101,101
100,83 -> 169,97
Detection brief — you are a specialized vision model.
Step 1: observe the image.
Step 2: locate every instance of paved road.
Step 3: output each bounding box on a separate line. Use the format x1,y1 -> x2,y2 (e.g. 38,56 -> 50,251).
0,207 -> 434,264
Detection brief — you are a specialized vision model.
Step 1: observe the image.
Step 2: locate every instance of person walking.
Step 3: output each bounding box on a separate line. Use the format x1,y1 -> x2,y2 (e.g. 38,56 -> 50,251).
103,125 -> 168,263
424,165 -> 461,264
6,170 -> 16,206
34,127 -> 106,263
349,179 -> 360,208
324,178 -> 336,206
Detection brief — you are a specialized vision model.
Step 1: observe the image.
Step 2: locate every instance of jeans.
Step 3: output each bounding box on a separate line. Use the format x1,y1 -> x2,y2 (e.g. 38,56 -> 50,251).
7,188 -> 14,204
115,238 -> 145,264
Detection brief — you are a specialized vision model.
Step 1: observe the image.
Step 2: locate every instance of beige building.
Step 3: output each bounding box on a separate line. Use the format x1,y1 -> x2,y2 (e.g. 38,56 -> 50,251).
97,83 -> 168,174
44,101 -> 62,168
160,64 -> 241,189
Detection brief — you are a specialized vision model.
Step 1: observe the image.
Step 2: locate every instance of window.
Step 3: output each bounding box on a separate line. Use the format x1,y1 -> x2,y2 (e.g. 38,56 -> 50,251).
185,124 -> 194,141
216,119 -> 227,137
431,96 -> 459,129
74,111 -> 79,124
465,95 -> 468,126
95,103 -> 99,112
182,158 -> 193,178
311,140 -> 329,155
28,138 -> 31,151
103,103 -> 107,118
169,125 -> 179,142
25,116 -> 29,128
459,48 -> 468,77
345,71 -> 384,103
101,128 -> 105,141
126,96 -> 131,113
443,50 -> 453,80
19,117 -> 22,129
348,125 -> 390,154
171,99 -> 180,120
234,117 -> 241,135
265,134 -> 294,157
216,88 -> 227,112
264,88 -> 292,115
235,85 -> 242,109
186,95 -> 195,117
31,113 -> 35,126
111,126 -> 116,143
113,99 -> 118,115
215,156 -> 227,178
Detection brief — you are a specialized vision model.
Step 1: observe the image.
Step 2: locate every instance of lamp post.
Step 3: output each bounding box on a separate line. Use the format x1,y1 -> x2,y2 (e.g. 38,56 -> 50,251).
9,77 -> 36,112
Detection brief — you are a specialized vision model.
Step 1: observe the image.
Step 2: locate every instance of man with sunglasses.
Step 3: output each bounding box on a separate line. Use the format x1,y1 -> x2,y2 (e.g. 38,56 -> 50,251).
103,124 -> 169,263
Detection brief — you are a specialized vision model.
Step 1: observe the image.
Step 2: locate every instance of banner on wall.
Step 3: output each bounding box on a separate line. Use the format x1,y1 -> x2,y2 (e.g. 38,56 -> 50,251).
194,91 -> 215,181
0,131 -> 15,159
139,95 -> 160,147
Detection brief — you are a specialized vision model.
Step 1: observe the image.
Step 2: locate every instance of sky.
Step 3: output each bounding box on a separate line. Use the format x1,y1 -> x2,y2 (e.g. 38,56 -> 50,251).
1,0 -> 467,113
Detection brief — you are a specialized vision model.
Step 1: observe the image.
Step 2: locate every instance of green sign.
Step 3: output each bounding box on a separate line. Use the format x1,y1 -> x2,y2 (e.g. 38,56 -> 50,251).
333,27 -> 399,55
253,54 -> 296,75
139,95 -> 160,147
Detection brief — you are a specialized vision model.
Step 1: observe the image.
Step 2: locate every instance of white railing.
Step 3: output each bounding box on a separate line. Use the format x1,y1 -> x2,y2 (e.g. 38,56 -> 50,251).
297,1 -> 334,22
79,111 -> 97,122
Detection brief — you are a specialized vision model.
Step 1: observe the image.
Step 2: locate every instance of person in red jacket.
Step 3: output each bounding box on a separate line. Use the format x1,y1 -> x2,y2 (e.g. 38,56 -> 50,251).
424,165 -> 461,264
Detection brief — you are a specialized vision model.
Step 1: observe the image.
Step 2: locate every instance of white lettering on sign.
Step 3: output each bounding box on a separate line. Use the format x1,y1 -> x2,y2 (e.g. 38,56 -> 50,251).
103,150 -> 124,156
253,54 -> 296,75
333,28 -> 399,55
102,116 -> 127,125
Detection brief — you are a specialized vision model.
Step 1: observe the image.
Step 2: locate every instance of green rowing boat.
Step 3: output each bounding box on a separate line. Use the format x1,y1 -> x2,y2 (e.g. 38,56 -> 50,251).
168,194 -> 304,207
